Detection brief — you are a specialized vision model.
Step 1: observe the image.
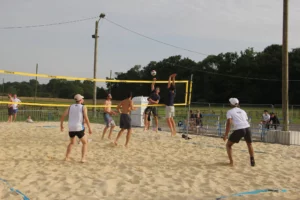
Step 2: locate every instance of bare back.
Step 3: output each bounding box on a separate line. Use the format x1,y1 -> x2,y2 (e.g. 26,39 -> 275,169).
118,98 -> 134,114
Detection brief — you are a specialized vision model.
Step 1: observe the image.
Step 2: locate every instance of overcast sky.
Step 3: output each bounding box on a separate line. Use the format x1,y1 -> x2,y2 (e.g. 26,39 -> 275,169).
0,0 -> 299,85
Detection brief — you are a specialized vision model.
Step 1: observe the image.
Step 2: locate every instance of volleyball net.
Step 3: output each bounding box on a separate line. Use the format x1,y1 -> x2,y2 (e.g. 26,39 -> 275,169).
0,69 -> 191,109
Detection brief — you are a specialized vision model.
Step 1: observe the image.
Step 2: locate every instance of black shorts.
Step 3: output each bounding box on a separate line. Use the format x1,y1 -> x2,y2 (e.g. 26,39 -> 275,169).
144,106 -> 158,117
229,127 -> 252,143
120,114 -> 131,129
69,130 -> 85,139
8,107 -> 13,116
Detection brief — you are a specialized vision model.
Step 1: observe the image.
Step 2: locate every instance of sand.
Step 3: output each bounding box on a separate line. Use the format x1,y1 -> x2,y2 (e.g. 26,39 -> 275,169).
0,122 -> 300,200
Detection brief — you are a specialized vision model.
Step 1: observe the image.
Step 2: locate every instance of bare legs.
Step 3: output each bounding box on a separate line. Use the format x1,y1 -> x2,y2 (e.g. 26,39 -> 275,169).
154,116 -> 158,132
226,141 -> 255,166
102,125 -> 115,140
65,135 -> 88,163
226,141 -> 234,166
167,117 -> 176,136
13,113 -> 17,122
7,115 -> 12,123
114,128 -> 132,147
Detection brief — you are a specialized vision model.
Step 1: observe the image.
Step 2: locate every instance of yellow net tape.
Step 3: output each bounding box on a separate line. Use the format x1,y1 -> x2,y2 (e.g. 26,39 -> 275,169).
2,101 -> 186,108
0,70 -> 188,83
1,69 -> 189,107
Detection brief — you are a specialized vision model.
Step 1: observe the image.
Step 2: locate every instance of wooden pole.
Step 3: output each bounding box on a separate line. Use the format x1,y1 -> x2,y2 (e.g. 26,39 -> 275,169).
34,63 -> 38,103
93,20 -> 99,117
282,0 -> 289,131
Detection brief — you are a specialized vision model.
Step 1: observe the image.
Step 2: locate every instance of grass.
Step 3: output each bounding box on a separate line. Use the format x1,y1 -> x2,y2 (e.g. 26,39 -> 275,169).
2,96 -> 300,125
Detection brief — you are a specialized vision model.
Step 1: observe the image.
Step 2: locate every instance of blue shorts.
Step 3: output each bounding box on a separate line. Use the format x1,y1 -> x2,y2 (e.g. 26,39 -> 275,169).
103,113 -> 115,127
12,109 -> 18,114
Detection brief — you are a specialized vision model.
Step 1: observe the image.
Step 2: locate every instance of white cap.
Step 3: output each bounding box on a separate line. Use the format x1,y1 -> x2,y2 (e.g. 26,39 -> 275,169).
229,98 -> 239,105
74,94 -> 84,101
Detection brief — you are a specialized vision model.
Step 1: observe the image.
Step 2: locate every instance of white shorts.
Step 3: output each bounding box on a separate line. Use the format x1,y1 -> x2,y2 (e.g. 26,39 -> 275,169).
165,106 -> 175,118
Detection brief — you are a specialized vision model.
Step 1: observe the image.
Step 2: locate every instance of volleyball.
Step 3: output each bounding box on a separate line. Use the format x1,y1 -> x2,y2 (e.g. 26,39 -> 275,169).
151,70 -> 157,76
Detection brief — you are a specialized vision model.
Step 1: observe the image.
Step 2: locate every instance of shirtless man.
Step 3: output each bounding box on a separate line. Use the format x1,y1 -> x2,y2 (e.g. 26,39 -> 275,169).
60,94 -> 92,163
143,78 -> 160,132
114,92 -> 136,147
101,94 -> 117,140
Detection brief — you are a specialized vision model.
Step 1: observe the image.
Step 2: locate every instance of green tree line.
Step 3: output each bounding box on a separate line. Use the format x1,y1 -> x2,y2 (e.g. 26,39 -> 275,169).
109,44 -> 300,104
2,44 -> 300,104
2,79 -> 108,100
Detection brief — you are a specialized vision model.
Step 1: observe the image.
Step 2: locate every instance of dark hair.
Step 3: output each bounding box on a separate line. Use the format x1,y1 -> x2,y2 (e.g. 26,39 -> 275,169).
127,92 -> 132,98
264,110 -> 268,112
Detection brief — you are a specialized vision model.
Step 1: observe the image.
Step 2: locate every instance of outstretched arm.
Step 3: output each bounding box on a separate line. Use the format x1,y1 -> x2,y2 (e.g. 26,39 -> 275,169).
151,78 -> 156,91
168,74 -> 176,88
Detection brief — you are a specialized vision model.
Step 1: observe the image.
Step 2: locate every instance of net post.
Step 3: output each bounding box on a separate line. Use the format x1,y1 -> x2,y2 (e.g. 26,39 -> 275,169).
186,74 -> 193,136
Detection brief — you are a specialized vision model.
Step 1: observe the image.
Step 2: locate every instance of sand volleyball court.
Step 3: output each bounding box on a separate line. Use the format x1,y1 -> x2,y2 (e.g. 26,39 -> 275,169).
0,122 -> 300,200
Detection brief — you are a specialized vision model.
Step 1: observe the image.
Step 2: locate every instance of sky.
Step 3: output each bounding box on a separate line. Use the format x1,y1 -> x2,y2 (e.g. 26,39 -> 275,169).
0,0 -> 300,86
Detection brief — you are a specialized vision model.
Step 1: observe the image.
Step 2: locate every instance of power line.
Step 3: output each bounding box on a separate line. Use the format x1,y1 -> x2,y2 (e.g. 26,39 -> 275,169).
0,16 -> 98,30
165,62 -> 300,82
104,17 -> 209,56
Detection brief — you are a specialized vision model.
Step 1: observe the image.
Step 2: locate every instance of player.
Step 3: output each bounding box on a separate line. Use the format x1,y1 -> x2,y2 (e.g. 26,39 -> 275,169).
165,74 -> 177,136
101,94 -> 117,140
223,98 -> 255,167
143,78 -> 160,132
60,94 -> 92,163
114,92 -> 136,147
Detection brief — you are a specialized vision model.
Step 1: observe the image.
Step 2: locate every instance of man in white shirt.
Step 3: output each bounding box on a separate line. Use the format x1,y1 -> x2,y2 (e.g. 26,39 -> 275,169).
60,94 -> 92,163
262,110 -> 271,129
223,98 -> 255,167
10,94 -> 21,122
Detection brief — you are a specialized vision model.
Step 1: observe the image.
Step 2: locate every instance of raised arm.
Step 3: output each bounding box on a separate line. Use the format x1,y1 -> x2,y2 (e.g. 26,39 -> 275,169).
168,74 -> 176,88
151,78 -> 156,91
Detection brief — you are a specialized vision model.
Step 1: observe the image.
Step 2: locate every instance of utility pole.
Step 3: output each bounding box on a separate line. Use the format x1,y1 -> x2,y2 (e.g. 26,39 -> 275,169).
92,13 -> 106,117
34,63 -> 38,103
109,70 -> 112,94
282,0 -> 289,131
2,78 -> 4,101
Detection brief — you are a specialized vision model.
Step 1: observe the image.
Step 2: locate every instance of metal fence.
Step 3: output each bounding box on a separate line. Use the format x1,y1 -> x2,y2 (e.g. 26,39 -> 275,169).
3,103 -> 300,145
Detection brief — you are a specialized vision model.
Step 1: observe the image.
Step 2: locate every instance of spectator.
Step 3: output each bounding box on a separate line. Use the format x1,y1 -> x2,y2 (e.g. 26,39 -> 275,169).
7,94 -> 13,123
10,94 -> 21,122
261,110 -> 270,130
196,110 -> 203,127
270,112 -> 280,130
26,116 -> 34,123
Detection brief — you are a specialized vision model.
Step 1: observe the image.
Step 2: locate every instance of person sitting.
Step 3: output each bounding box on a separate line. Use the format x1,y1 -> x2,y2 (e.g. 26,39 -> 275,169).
26,115 -> 34,123
270,112 -> 280,130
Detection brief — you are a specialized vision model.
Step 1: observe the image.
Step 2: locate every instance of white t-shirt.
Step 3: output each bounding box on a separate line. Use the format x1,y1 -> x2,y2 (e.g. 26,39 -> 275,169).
262,114 -> 270,122
68,104 -> 85,132
226,107 -> 250,130
12,98 -> 21,110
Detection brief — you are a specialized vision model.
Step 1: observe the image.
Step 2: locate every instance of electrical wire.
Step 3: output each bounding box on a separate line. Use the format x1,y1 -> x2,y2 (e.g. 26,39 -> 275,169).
104,17 -> 209,56
0,16 -> 98,30
164,61 -> 300,82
